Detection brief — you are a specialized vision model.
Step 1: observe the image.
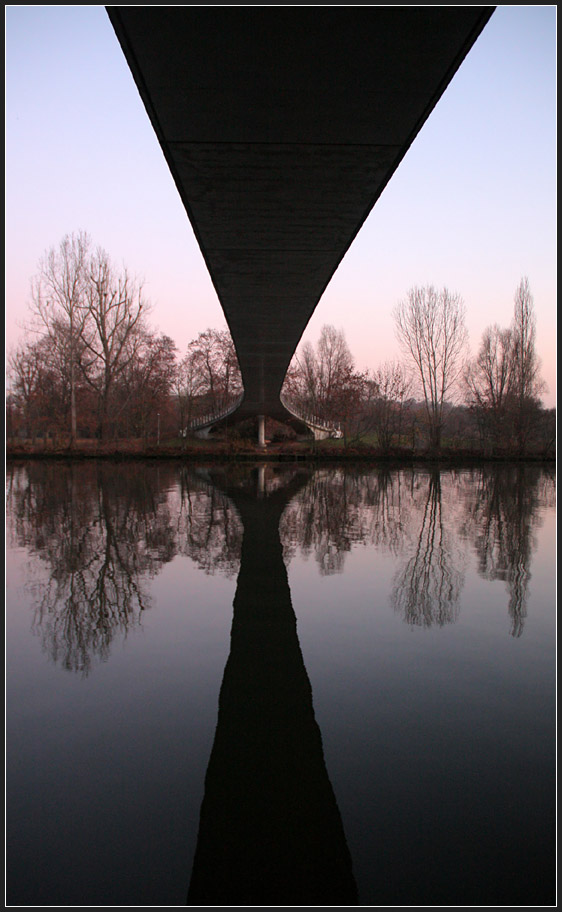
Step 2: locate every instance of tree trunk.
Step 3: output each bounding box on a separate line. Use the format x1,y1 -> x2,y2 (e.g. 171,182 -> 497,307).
70,355 -> 77,448
431,422 -> 441,451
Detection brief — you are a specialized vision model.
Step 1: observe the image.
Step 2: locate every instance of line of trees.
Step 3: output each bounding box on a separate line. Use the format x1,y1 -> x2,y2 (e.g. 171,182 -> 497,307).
7,232 -> 242,444
282,278 -> 552,455
6,232 -> 554,455
463,277 -> 548,454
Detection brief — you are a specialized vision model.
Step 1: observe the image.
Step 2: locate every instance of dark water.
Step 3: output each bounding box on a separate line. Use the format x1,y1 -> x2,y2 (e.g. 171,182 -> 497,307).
5,460 -> 556,906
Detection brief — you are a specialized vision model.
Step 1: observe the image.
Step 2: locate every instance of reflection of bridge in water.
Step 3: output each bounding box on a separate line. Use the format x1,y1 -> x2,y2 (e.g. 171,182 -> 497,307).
187,466 -> 358,905
108,7 -> 494,440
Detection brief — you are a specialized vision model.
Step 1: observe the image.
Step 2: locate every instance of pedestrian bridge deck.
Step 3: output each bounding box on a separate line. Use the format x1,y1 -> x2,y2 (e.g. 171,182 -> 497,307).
108,7 -> 494,426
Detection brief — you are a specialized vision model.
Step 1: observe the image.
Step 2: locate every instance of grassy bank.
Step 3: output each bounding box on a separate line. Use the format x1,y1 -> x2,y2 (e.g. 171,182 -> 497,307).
5,436 -> 556,464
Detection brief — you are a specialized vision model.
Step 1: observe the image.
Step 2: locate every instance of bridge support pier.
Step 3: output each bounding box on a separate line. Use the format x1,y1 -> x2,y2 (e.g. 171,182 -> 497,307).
258,415 -> 266,447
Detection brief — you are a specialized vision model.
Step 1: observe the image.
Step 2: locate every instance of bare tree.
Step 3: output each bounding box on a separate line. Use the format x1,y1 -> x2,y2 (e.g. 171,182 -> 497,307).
464,324 -> 514,452
283,340 -> 320,416
8,340 -> 48,440
394,285 -> 467,450
29,231 -> 91,445
79,247 -> 149,439
175,350 -> 206,434
316,325 -> 355,407
510,277 -> 545,454
213,329 -> 243,408
370,361 -> 412,452
282,325 -> 361,436
118,331 -> 178,439
186,328 -> 242,417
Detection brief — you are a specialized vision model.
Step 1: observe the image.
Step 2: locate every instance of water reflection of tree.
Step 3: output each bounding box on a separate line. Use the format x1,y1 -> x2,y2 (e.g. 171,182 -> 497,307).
462,465 -> 552,637
361,467 -> 408,556
8,461 -> 553,674
280,468 -> 408,574
7,462 -> 178,675
391,471 -> 465,628
173,465 -> 309,578
175,468 -> 243,578
6,463 -> 300,675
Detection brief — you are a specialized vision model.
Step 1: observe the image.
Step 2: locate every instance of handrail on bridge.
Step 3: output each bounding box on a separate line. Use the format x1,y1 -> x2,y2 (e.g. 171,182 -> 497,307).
280,393 -> 343,439
180,391 -> 343,439
181,392 -> 244,436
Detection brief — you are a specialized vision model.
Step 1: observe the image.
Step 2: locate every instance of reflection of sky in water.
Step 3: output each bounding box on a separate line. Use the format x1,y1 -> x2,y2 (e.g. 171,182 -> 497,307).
288,495 -> 555,904
6,463 -> 556,906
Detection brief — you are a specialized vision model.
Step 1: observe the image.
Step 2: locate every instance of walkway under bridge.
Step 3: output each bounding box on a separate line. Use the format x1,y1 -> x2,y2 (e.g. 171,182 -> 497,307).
183,394 -> 343,443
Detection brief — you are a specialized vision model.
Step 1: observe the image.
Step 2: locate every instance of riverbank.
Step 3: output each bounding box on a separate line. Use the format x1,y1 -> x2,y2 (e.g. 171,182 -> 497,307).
5,438 -> 555,464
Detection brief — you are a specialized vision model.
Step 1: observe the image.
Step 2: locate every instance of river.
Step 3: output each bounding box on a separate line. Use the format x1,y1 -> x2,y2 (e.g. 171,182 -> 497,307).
5,460 -> 556,906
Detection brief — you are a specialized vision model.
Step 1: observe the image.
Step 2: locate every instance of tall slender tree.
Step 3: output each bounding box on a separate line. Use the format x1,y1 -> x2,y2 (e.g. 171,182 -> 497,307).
464,324 -> 514,452
509,277 -> 545,453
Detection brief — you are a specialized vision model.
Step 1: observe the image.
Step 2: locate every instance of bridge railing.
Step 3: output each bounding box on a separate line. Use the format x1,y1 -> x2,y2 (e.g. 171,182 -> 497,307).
181,392 -> 244,435
280,393 -> 343,438
181,392 -> 344,438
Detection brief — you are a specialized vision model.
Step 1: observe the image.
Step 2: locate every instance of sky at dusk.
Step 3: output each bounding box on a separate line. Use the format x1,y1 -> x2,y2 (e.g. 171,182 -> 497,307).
5,5 -> 557,407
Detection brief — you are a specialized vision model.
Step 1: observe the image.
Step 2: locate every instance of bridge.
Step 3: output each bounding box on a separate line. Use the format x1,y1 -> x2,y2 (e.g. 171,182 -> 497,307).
107,7 -> 494,439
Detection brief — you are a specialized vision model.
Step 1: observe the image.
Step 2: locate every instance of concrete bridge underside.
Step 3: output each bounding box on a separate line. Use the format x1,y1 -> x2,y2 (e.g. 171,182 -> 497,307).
108,7 -> 494,425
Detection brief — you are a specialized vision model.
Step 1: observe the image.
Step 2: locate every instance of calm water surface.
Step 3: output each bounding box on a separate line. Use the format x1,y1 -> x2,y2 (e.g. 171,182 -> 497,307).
6,460 -> 556,906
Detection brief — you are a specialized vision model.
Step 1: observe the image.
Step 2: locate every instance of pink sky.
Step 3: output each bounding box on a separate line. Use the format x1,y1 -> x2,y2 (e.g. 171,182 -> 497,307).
5,6 -> 556,407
